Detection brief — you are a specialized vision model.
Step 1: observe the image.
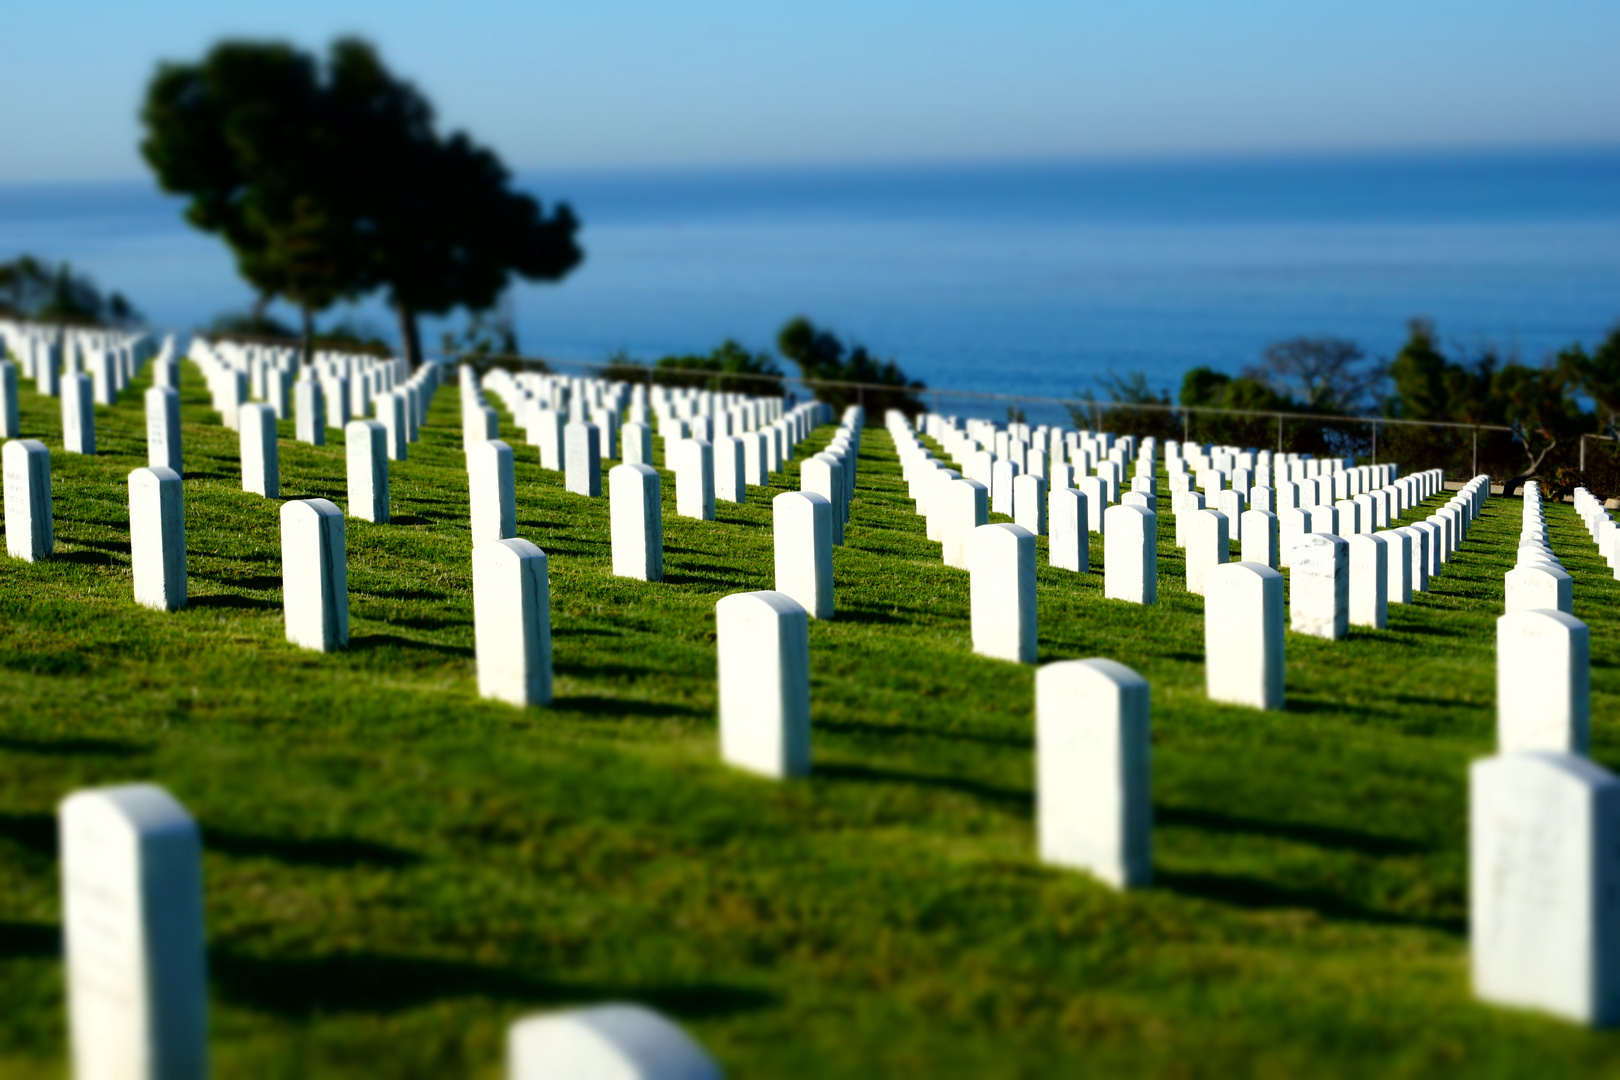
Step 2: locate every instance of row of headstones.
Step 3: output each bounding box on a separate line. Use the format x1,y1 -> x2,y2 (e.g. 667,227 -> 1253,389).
0,330 -> 177,454
463,364 -> 825,510
0,320 -> 164,407
851,433 -> 1620,1030
1168,444 -> 1393,501
56,782 -> 726,1080
888,412 -> 1157,660
191,339 -> 440,461
192,337 -> 413,429
1505,482 -> 1574,614
1476,480 -> 1619,1026
1175,468 -> 1460,635
1169,438 -> 1348,479
1572,485 -> 1620,580
921,413 -> 1143,516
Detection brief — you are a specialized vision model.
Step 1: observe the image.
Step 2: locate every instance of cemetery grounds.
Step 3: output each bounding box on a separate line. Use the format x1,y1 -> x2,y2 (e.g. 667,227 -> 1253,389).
2,361 -> 1618,1078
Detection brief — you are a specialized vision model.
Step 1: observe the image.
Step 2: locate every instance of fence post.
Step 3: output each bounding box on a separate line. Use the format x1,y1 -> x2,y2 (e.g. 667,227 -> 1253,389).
1472,428 -> 1478,478
1276,414 -> 1282,454
1184,411 -> 1190,444
1371,420 -> 1377,466
1581,433 -> 1586,472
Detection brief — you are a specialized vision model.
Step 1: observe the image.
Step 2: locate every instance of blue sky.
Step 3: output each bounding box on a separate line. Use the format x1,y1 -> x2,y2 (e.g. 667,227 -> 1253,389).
2,0 -> 1616,182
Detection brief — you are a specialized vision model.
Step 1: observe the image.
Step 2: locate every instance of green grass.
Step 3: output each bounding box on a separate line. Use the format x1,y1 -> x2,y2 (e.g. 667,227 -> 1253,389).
1,360 -> 1618,1077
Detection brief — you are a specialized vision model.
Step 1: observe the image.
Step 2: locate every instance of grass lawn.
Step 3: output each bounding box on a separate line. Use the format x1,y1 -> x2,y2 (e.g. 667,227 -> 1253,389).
1,358 -> 1617,1078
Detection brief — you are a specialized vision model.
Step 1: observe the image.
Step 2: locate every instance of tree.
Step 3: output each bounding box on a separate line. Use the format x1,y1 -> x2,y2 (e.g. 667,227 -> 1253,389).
655,340 -> 783,397
1073,370 -> 1179,443
0,255 -> 141,326
324,41 -> 582,367
141,42 -> 368,360
1246,335 -> 1378,414
777,317 -> 923,418
140,38 -> 582,366
1558,323 -> 1620,432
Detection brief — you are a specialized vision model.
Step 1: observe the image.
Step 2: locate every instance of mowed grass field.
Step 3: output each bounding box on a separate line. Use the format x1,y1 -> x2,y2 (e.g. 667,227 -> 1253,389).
1,358 -> 1618,1078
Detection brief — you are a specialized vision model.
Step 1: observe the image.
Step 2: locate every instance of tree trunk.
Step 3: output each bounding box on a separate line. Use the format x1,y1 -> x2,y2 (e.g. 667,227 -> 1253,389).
1503,439 -> 1558,497
299,303 -> 315,368
396,302 -> 423,369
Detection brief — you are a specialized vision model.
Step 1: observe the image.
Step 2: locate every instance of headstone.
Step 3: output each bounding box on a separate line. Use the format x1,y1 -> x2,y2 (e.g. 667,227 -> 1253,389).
1497,609 -> 1589,755
1205,562 -> 1285,709
1049,487 -> 1088,573
1401,525 -> 1430,593
534,408 -> 565,471
472,537 -> 553,707
60,784 -> 208,1080
382,390 -> 408,461
672,438 -> 716,521
773,491 -> 833,619
941,477 -> 990,570
714,434 -> 745,504
1240,508 -> 1278,569
345,420 -> 390,524
1250,485 -> 1274,514
610,463 -> 664,582
280,498 -> 348,652
1290,533 -> 1348,640
970,523 -> 1037,663
265,366 -> 290,419
622,421 -> 653,467
1470,752 -> 1620,1027
1348,533 -> 1388,629
1013,473 -> 1047,536
716,590 -> 811,778
1035,658 -> 1152,889
564,421 -> 602,497
507,1004 -> 722,1080
129,467 -> 186,612
63,372 -> 95,454
1381,529 -> 1413,604
239,403 -> 279,498
1184,508 -> 1229,596
145,386 -> 182,473
468,439 -> 518,542
3,439 -> 52,561
0,361 -> 16,438
295,379 -> 325,446
800,455 -> 844,545
1103,504 -> 1157,605
1076,475 -> 1107,532
991,458 -> 1020,516
1505,564 -> 1574,615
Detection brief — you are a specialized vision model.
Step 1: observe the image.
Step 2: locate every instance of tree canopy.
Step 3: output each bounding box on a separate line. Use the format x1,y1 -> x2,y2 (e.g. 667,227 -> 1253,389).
140,38 -> 582,363
0,256 -> 141,326
777,317 -> 924,415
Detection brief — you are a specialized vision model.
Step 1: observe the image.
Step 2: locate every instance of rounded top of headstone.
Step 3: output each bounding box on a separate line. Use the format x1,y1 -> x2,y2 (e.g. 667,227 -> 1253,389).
1036,657 -> 1148,697
59,783 -> 197,840
508,1003 -> 721,1080
716,589 -> 807,620
1497,607 -> 1586,635
281,497 -> 344,523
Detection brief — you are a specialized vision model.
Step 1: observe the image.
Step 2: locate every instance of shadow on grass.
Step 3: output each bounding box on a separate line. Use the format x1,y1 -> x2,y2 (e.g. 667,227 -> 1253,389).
0,921 -> 60,960
188,594 -> 279,612
189,574 -> 281,592
0,812 -> 57,857
206,828 -> 419,869
818,762 -> 1031,813
1157,868 -> 1464,936
54,549 -> 117,566
212,950 -> 775,1018
817,716 -> 1029,750
348,633 -> 473,659
551,694 -> 707,720
0,733 -> 143,758
1155,806 -> 1431,857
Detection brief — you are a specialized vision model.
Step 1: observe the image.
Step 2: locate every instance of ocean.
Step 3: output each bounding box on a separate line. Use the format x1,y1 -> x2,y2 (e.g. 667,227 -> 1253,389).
2,148 -> 1617,402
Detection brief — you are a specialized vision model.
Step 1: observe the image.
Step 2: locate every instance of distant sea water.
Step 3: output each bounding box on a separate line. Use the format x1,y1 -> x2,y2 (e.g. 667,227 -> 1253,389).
2,148 -> 1617,402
